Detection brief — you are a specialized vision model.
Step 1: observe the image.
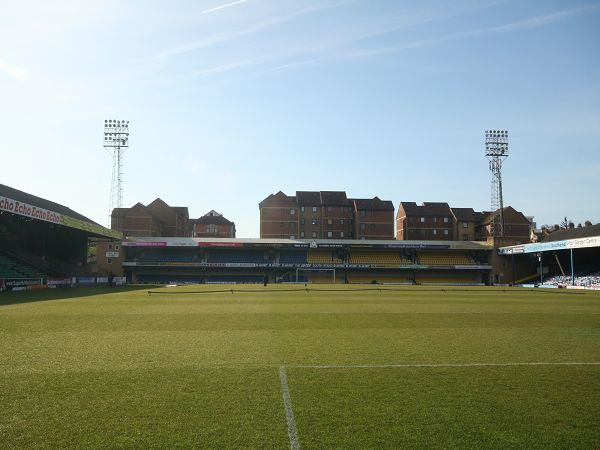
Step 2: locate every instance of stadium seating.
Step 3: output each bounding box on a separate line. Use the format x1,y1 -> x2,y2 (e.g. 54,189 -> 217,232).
307,251 -> 344,265
0,254 -> 46,279
417,252 -> 475,265
348,251 -> 412,266
279,252 -> 308,264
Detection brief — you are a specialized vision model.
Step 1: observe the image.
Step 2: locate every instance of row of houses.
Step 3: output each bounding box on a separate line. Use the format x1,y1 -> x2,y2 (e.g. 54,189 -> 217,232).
110,191 -> 532,246
259,191 -> 532,246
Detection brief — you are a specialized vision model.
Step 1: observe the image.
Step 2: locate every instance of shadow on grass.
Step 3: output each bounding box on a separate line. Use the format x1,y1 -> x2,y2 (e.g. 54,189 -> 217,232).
0,285 -> 161,307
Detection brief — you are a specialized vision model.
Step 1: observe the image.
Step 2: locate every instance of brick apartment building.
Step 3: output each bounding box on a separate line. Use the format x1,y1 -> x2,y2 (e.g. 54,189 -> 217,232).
111,198 -> 189,237
190,210 -> 236,238
396,202 -> 531,244
259,191 -> 394,240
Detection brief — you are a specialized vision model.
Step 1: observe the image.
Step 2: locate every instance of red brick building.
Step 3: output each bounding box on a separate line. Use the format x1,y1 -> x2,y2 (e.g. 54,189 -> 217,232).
111,198 -> 189,237
396,202 -> 531,244
259,191 -> 394,240
190,210 -> 235,238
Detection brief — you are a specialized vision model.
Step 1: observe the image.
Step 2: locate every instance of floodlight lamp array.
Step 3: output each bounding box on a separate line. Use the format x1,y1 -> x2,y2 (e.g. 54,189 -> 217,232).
103,119 -> 130,147
485,129 -> 509,157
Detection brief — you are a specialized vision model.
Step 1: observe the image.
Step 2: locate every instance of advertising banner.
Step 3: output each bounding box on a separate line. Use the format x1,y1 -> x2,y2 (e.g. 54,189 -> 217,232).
0,196 -> 61,224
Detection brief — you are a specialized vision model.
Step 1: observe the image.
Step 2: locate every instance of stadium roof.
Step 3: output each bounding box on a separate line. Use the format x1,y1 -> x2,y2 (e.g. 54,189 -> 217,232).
0,183 -> 121,239
498,232 -> 600,255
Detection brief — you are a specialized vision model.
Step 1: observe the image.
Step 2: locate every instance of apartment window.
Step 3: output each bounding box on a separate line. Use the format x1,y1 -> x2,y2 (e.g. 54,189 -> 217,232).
340,219 -> 344,225
327,206 -> 332,212
290,235 -> 296,239
349,219 -> 353,225
301,206 -> 305,213
420,217 -> 425,223
115,245 -> 119,250
433,230 -> 437,235
108,244 -> 113,250
312,231 -> 317,238
340,207 -> 344,213
443,217 -> 449,223
327,219 -> 332,225
107,258 -> 112,265
312,219 -> 318,225
360,210 -> 366,217
312,206 -> 318,213
463,234 -> 469,241
301,218 -> 305,225
300,231 -> 305,238
290,222 -> 296,230
463,222 -> 468,228
360,223 -> 366,231
444,229 -> 449,235
290,209 -> 296,215
340,231 -> 344,238
327,231 -> 333,238
433,217 -> 437,223
206,224 -> 217,233
361,236 -> 366,240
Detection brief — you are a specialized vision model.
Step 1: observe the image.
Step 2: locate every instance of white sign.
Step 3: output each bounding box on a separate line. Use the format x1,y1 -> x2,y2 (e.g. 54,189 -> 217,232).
106,251 -> 120,258
0,196 -> 61,224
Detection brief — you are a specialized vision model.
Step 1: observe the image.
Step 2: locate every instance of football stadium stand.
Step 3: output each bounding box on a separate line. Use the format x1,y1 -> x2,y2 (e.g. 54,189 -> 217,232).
120,237 -> 493,285
0,183 -> 120,290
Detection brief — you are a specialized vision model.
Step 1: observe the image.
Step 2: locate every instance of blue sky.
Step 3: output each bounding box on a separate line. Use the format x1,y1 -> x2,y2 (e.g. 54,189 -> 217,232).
1,0 -> 599,237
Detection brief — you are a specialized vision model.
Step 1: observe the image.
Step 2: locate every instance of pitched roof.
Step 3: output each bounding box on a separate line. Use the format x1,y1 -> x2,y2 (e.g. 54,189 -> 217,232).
296,191 -> 321,206
542,223 -> 600,242
320,191 -> 350,206
191,210 -> 234,225
399,201 -> 452,216
451,207 -> 476,221
352,196 -> 394,211
481,206 -> 528,225
259,191 -> 296,207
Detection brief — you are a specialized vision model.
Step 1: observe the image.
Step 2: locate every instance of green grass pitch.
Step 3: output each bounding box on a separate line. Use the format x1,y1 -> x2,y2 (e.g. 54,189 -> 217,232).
1,285 -> 599,449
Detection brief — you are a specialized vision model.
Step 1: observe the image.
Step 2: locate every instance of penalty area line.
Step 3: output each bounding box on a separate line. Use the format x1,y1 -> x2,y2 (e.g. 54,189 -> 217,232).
290,362 -> 600,369
279,366 -> 301,450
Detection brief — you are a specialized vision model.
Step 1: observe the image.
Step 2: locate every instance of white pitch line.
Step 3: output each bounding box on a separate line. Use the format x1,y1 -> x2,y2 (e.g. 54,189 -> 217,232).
290,362 -> 600,369
279,366 -> 301,450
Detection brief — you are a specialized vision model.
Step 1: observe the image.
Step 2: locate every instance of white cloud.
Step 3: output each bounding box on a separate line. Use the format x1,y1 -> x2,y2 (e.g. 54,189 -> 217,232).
203,0 -> 248,15
346,4 -> 600,58
145,2 -> 348,61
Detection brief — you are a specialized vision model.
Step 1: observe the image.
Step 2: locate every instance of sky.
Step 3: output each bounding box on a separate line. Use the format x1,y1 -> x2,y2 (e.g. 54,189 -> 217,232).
1,0 -> 599,237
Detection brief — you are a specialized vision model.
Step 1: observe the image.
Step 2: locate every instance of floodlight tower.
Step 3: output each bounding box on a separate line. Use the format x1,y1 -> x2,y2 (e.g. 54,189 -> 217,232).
103,119 -> 130,229
485,129 -> 509,240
